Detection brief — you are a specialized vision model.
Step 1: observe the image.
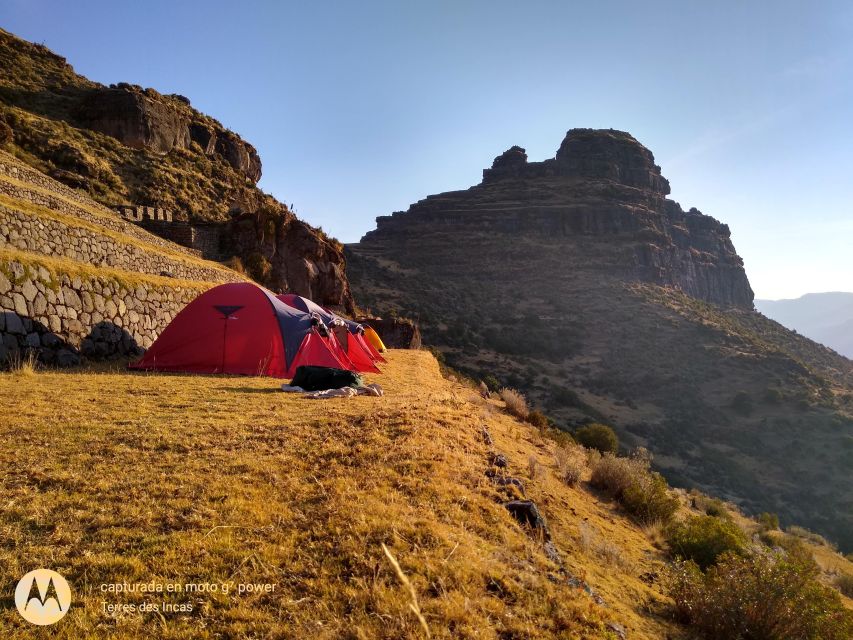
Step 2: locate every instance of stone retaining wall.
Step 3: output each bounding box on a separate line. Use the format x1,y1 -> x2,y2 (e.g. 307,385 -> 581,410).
0,257 -> 203,366
0,203 -> 236,282
0,153 -> 230,261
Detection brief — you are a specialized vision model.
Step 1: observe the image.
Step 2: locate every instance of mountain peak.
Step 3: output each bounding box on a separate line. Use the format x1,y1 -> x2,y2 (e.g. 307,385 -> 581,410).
483,128 -> 670,195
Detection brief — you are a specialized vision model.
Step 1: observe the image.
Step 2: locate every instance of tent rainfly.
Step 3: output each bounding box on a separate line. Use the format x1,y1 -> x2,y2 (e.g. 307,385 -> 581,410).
276,293 -> 385,371
129,283 -> 349,377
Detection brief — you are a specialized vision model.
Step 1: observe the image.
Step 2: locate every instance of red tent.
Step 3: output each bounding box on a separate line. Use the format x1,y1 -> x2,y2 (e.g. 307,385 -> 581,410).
277,293 -> 382,373
129,283 -> 348,377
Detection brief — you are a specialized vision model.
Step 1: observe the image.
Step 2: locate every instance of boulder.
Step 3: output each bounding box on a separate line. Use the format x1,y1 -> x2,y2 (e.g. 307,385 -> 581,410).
356,316 -> 421,349
4,312 -> 25,334
76,87 -> 190,154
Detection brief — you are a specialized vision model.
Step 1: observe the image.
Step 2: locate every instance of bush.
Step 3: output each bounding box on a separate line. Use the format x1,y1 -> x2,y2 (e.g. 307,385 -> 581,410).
526,410 -> 549,429
590,452 -> 638,497
500,388 -> 529,419
554,445 -> 586,486
590,450 -> 678,525
835,573 -> 853,598
788,525 -> 832,547
669,552 -> 853,639
573,423 -> 618,454
667,515 -> 748,570
757,511 -> 780,531
692,494 -> 729,518
621,470 -> 679,525
244,251 -> 272,282
482,375 -> 501,392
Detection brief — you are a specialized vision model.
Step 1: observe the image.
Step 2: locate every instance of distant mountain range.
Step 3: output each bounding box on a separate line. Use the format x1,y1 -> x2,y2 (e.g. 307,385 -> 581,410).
756,293 -> 853,359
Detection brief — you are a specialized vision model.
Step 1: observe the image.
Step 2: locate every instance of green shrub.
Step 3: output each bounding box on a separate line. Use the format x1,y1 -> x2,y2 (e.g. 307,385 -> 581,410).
757,511 -> 780,531
574,423 -> 618,454
590,450 -> 678,525
835,573 -> 853,598
699,496 -> 729,519
668,552 -> 853,639
482,375 -> 501,392
667,515 -> 748,570
621,470 -> 679,525
526,410 -> 549,429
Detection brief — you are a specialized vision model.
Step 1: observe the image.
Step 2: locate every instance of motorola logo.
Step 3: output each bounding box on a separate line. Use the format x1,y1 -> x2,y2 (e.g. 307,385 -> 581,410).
14,569 -> 71,625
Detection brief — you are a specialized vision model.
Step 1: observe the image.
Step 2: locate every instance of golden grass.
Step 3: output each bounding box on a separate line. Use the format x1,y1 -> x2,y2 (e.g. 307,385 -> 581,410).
0,351 -> 683,639
4,349 -> 38,376
0,190 -> 240,278
0,246 -> 220,292
499,388 -> 529,419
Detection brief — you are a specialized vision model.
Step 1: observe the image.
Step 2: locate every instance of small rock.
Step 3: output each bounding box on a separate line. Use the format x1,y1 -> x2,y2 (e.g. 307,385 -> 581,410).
489,452 -> 508,468
488,474 -> 526,496
606,622 -> 626,639
543,541 -> 562,565
481,426 -> 493,445
504,500 -> 550,539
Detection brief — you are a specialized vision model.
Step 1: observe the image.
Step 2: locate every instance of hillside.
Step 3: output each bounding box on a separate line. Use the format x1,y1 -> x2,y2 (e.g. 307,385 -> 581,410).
757,293 -> 853,359
0,350 -> 675,639
2,350 -> 850,638
0,28 -> 352,309
347,129 -> 853,552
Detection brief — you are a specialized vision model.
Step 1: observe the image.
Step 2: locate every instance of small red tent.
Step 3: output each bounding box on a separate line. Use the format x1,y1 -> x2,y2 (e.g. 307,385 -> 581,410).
277,293 -> 383,373
130,283 -> 348,377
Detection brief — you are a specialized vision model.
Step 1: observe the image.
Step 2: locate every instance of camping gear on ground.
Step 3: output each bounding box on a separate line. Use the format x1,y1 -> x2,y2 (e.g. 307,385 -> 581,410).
289,365 -> 363,391
286,383 -> 384,399
281,365 -> 383,398
277,293 -> 385,370
129,283 -> 351,377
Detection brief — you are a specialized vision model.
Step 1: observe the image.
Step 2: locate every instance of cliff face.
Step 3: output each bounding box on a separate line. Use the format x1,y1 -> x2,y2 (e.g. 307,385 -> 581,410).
0,28 -> 353,310
366,129 -> 753,308
347,129 -> 853,551
76,85 -> 262,181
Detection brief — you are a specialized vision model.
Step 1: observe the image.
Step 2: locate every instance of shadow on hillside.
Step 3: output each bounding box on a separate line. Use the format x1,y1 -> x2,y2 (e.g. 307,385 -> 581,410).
216,386 -> 281,394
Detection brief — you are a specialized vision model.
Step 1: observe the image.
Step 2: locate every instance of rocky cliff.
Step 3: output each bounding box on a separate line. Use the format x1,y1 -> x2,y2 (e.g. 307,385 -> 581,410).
347,129 -> 853,551
0,28 -> 353,310
365,128 -> 753,308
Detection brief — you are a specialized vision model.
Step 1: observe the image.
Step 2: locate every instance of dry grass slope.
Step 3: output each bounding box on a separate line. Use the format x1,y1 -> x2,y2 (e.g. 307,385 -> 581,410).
0,351 -> 684,639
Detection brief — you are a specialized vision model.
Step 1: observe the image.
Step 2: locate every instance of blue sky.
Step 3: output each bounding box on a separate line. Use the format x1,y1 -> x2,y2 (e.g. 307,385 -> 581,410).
3,1 -> 852,299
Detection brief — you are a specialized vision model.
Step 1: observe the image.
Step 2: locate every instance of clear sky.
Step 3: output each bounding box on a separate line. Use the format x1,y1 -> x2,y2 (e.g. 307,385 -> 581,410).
3,1 -> 852,299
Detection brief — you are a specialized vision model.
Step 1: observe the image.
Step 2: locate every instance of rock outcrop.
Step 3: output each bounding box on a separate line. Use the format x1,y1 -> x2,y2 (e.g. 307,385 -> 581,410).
76,85 -> 262,181
365,128 -> 752,308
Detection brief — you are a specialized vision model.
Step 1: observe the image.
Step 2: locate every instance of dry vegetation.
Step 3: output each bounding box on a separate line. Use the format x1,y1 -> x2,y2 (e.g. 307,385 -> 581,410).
0,350 -> 686,639
499,387 -> 529,419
